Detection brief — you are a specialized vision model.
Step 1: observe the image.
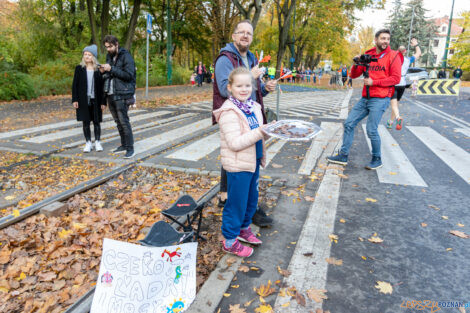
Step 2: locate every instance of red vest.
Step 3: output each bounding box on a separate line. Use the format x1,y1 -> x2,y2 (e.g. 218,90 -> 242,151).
212,51 -> 266,125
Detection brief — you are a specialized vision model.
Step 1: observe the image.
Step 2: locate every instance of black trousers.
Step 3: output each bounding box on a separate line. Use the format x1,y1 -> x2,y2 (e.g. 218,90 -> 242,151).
108,97 -> 134,150
82,99 -> 101,141
220,166 -> 227,193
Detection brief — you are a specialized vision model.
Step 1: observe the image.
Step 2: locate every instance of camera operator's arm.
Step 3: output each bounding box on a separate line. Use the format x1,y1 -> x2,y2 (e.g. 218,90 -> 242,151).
110,53 -> 135,82
350,55 -> 365,79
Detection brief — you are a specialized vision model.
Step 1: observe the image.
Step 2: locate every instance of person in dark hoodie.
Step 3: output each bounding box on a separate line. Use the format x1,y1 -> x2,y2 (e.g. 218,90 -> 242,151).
213,19 -> 277,227
327,29 -> 402,170
100,35 -> 136,159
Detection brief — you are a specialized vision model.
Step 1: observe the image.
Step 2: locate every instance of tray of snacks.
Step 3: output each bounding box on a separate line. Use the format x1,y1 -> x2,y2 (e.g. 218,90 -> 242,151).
263,120 -> 322,141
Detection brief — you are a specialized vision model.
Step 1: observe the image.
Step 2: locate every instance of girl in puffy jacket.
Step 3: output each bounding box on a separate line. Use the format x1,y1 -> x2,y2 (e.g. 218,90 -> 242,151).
213,67 -> 270,257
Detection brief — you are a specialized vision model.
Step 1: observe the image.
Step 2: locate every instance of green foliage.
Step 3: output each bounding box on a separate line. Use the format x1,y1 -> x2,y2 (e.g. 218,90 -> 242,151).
135,56 -> 191,87
449,11 -> 470,72
0,70 -> 38,101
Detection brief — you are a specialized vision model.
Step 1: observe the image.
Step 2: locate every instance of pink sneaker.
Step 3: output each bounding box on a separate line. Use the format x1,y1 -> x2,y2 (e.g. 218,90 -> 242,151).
238,227 -> 262,245
222,239 -> 253,257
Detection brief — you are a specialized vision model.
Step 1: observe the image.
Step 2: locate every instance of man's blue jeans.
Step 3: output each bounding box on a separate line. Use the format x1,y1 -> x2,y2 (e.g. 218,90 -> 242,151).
340,97 -> 390,158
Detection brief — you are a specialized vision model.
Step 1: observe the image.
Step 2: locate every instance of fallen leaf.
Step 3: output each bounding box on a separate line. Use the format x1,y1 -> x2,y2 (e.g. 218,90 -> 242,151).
295,292 -> 306,306
325,257 -> 343,266
449,230 -> 469,239
5,195 -> 15,201
421,223 -> 428,227
281,302 -> 290,307
304,196 -> 315,202
457,223 -> 465,227
17,272 -> 26,281
254,280 -> 276,297
361,256 -> 367,260
254,304 -> 273,313
339,218 -> 346,223
277,266 -> 291,277
428,205 -> 440,210
12,209 -> 20,217
446,248 -> 453,251
306,288 -> 328,303
238,265 -> 250,272
329,234 -> 338,243
229,304 -> 247,313
231,285 -> 240,288
271,163 -> 283,168
358,237 -> 364,242
244,299 -> 255,307
368,236 -> 383,243
303,252 -> 313,257
365,198 -> 377,203
224,293 -> 231,297
58,229 -> 73,239
388,172 -> 397,175
261,175 -> 272,179
442,216 -> 449,220
337,173 -> 348,179
375,281 -> 393,294
226,257 -> 237,266
0,247 -> 11,264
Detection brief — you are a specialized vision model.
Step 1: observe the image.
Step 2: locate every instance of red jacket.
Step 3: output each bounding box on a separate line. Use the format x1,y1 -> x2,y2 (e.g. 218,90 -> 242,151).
350,46 -> 403,98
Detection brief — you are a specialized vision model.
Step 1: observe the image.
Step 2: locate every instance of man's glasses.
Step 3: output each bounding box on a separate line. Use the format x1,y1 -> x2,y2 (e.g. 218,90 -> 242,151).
234,31 -> 253,37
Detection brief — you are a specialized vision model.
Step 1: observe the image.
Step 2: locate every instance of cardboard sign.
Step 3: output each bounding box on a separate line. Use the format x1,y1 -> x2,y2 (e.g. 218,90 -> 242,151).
91,238 -> 197,313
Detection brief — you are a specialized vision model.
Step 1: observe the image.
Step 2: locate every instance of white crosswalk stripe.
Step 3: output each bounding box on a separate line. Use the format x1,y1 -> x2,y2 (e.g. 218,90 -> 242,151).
361,124 -> 428,187
166,131 -> 220,161
0,110 -> 146,140
22,111 -> 172,143
298,122 -> 342,175
408,126 -> 470,184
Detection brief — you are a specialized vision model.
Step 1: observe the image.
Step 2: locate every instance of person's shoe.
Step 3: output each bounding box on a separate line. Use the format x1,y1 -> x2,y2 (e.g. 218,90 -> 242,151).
124,150 -> 135,159
217,198 -> 226,208
83,141 -> 92,153
386,119 -> 393,129
395,117 -> 403,130
238,227 -> 262,245
327,152 -> 348,166
252,207 -> 273,227
95,141 -> 103,152
365,156 -> 383,170
222,239 -> 253,257
113,146 -> 126,154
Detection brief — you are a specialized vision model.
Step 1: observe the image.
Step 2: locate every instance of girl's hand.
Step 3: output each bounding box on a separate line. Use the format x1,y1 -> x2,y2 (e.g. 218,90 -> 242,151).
73,102 -> 79,109
261,121 -> 277,135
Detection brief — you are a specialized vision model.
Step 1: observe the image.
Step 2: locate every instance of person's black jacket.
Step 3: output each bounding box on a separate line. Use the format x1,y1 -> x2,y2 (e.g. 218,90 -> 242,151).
72,65 -> 105,122
105,47 -> 136,98
438,70 -> 446,79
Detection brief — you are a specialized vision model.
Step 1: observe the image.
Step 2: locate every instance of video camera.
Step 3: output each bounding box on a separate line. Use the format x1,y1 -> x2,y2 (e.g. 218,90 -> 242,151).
353,54 -> 378,99
353,54 -> 378,65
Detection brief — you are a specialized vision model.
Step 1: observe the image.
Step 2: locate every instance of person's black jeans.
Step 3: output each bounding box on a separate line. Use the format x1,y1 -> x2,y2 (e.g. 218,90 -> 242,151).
83,121 -> 101,141
196,74 -> 204,86
108,97 -> 134,150
220,166 -> 227,193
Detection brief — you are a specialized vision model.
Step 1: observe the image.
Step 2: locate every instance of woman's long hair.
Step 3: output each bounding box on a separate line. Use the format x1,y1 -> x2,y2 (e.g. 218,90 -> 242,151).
80,54 -> 98,71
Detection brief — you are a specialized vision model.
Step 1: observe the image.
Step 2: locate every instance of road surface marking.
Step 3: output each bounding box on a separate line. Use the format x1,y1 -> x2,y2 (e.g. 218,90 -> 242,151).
298,122 -> 342,175
22,111 -> 172,143
362,124 -> 427,187
339,88 -> 352,119
166,131 -> 220,161
265,139 -> 287,167
408,126 -> 470,184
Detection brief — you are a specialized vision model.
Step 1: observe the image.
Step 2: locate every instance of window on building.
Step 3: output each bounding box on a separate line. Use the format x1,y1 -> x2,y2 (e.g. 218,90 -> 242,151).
433,55 -> 437,63
449,49 -> 454,55
442,26 -> 447,32
433,39 -> 440,47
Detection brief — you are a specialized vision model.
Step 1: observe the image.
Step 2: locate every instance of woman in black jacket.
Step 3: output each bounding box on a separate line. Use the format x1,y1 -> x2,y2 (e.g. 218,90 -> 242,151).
72,44 -> 106,152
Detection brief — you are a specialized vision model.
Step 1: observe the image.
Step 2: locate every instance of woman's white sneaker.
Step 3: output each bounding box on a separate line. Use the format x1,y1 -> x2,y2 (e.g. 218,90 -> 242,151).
95,141 -> 103,152
83,141 -> 92,153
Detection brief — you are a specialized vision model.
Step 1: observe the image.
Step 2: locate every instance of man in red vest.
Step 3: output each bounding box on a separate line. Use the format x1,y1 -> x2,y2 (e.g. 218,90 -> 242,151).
212,19 -> 277,227
327,29 -> 402,170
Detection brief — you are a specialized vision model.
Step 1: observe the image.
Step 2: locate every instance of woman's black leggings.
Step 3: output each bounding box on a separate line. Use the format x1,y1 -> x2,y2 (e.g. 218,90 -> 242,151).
83,121 -> 101,141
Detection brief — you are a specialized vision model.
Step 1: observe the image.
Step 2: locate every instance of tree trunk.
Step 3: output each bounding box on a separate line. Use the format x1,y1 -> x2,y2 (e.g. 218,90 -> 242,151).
124,0 -> 142,50
275,0 -> 296,77
100,0 -> 110,53
232,0 -> 266,30
86,0 -> 98,45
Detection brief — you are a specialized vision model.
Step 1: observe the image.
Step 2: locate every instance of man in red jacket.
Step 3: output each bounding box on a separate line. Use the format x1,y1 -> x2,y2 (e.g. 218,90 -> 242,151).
327,29 -> 402,170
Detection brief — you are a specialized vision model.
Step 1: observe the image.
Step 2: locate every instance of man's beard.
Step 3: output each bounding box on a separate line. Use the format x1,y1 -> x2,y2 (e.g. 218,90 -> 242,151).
235,42 -> 249,53
377,43 -> 388,52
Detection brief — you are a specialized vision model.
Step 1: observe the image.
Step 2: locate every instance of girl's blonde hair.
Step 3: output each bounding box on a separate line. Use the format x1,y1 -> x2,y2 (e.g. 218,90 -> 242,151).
80,53 -> 98,71
228,67 -> 256,91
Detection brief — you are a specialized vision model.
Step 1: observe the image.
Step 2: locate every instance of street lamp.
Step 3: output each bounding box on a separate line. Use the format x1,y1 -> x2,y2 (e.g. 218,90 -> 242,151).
442,0 -> 456,69
406,4 -> 416,57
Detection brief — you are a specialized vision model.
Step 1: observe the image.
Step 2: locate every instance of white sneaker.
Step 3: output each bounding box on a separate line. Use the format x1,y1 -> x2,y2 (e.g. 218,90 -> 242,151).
83,141 -> 92,153
95,140 -> 103,152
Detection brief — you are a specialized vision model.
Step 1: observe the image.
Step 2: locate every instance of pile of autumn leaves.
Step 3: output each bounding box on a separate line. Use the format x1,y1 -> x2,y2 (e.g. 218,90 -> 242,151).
0,167 -> 219,313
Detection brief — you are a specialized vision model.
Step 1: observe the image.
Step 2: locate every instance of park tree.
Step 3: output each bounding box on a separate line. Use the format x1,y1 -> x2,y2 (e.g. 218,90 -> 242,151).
449,11 -> 470,72
232,0 -> 267,30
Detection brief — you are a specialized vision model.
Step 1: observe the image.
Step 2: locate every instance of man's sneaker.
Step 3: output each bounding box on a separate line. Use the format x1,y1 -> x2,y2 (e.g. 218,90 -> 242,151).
365,156 -> 383,170
95,141 -> 103,152
395,117 -> 403,130
238,227 -> 262,245
83,141 -> 92,153
124,150 -> 135,159
113,146 -> 126,154
386,119 -> 393,129
327,152 -> 348,165
222,239 -> 253,257
252,206 -> 273,227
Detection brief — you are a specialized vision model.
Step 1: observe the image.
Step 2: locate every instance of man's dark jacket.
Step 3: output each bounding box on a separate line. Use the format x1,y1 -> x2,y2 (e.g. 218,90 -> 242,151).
106,47 -> 136,98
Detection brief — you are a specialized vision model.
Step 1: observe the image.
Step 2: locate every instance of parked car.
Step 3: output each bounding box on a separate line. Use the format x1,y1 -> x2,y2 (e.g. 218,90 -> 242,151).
405,67 -> 428,87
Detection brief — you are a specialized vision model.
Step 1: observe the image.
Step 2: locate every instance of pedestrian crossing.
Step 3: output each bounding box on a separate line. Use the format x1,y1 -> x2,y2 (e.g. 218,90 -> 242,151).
1,107 -> 469,187
180,90 -> 352,120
